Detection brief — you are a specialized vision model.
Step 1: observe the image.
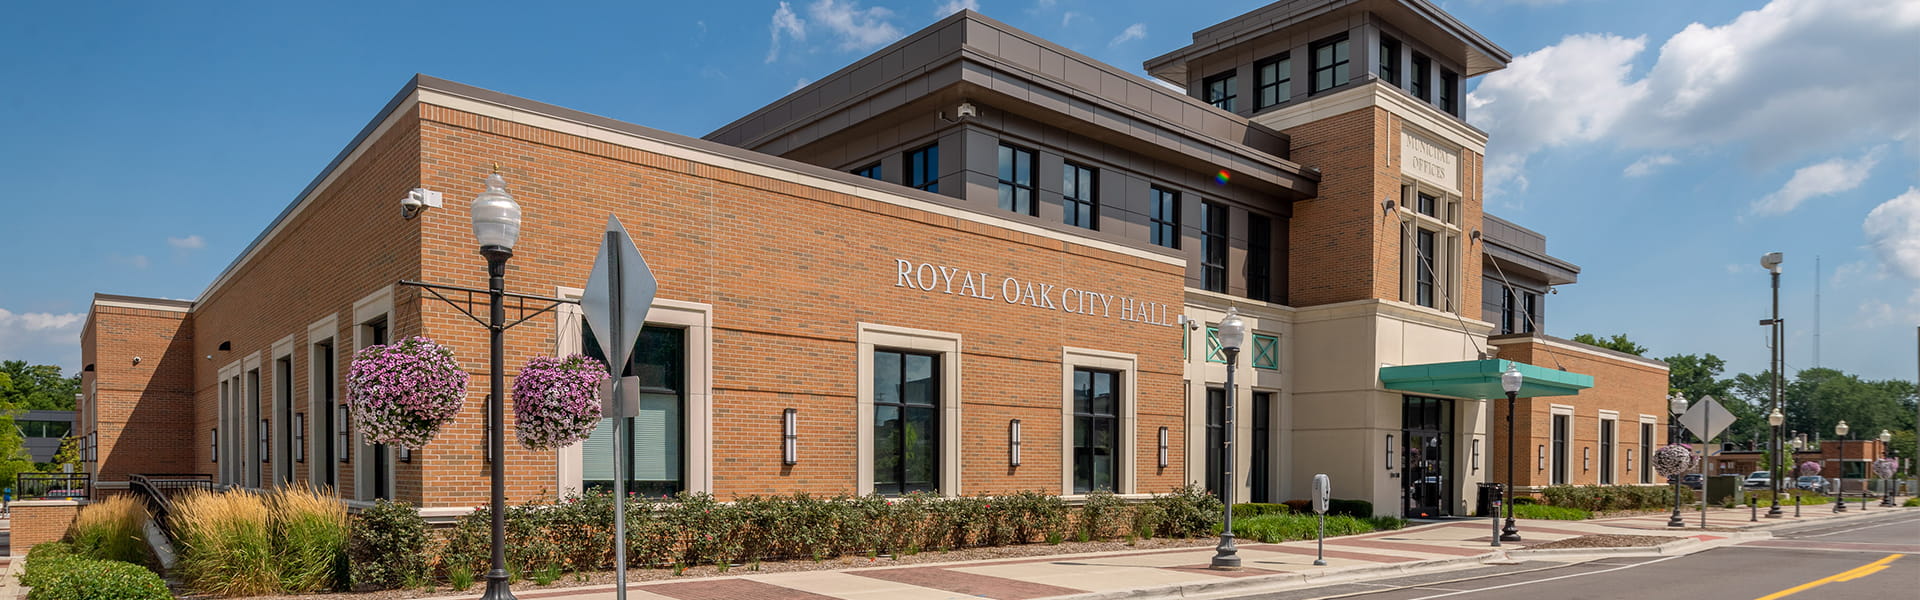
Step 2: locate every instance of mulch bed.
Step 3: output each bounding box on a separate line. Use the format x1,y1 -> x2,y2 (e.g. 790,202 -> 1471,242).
1524,534 -> 1680,550
185,538 -> 1217,600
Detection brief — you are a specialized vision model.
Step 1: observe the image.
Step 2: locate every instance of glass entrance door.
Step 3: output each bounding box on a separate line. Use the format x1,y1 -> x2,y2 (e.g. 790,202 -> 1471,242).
1402,396 -> 1453,518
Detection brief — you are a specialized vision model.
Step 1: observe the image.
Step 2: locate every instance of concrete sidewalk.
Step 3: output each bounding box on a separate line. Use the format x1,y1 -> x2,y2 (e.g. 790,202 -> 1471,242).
433,506 -> 1897,600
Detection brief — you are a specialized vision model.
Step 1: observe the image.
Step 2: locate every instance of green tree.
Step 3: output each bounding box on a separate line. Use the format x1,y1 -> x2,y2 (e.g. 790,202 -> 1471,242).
0,409 -> 37,491
1570,333 -> 1648,357
0,361 -> 80,411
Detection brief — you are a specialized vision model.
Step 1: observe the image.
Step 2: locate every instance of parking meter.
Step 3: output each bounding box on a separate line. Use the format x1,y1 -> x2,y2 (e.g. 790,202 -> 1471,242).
1312,474 -> 1330,565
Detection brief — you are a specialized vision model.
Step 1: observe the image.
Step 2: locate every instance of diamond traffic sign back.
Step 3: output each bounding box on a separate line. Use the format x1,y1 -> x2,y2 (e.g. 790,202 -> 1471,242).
579,215 -> 656,417
1678,394 -> 1735,442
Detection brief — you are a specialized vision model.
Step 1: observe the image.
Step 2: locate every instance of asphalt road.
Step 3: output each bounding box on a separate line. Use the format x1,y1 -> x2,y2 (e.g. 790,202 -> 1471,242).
1229,511 -> 1920,600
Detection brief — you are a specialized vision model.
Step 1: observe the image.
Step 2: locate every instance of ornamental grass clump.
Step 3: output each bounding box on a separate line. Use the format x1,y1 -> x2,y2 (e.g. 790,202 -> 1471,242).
269,485 -> 349,593
346,336 -> 468,449
513,354 -> 610,450
70,494 -> 150,566
171,489 -> 277,596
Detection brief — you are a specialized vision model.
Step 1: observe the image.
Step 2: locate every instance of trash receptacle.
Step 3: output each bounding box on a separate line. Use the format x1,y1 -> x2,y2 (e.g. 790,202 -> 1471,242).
1475,482 -> 1504,517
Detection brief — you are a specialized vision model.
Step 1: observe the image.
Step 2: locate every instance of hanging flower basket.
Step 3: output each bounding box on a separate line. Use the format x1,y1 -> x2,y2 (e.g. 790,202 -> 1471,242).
345,336 -> 469,449
512,355 -> 610,450
1798,461 -> 1821,476
1653,444 -> 1696,478
1872,458 -> 1897,478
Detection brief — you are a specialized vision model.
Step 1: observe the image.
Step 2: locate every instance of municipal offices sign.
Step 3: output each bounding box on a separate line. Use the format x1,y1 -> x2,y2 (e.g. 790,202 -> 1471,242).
893,258 -> 1180,327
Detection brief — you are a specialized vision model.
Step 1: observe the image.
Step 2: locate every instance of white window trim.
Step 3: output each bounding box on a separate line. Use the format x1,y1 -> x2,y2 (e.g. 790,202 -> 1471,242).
352,287 -> 396,501
270,335 -> 297,486
1397,182 -> 1463,313
1637,414 -> 1658,483
217,361 -> 242,484
1061,347 -> 1140,496
307,315 -> 340,493
553,288 -> 714,497
855,323 -> 963,497
1598,413 -> 1618,484
241,352 -> 263,488
1547,404 -> 1573,484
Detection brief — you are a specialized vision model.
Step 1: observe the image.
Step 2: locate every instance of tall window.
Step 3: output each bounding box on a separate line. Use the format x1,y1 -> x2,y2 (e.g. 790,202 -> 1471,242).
852,163 -> 881,180
1600,418 -> 1616,484
1379,36 -> 1401,86
996,144 -> 1036,215
1204,388 -> 1225,496
1310,34 -> 1350,94
872,350 -> 939,495
276,356 -> 294,485
1247,214 -> 1272,302
1250,391 -> 1272,503
1201,202 -> 1228,293
1439,69 -> 1459,114
1640,422 -> 1654,483
582,324 -> 687,497
1522,293 -> 1539,333
1551,414 -> 1570,485
905,144 -> 939,192
1150,187 -> 1179,249
361,317 -> 390,500
1062,161 -> 1097,229
1255,54 -> 1290,109
312,341 -> 335,488
246,369 -> 262,488
1203,71 -> 1237,112
1500,286 -> 1517,334
1409,52 -> 1431,101
1414,229 -> 1437,308
1072,368 -> 1120,493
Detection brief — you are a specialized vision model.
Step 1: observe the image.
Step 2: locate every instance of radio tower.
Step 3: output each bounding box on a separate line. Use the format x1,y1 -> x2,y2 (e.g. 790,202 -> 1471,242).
1814,256 -> 1821,368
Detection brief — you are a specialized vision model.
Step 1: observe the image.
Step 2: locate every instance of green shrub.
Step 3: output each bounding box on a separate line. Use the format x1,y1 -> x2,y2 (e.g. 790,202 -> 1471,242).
1077,490 -> 1126,541
1511,504 -> 1591,520
20,542 -> 81,588
171,489 -> 277,596
1540,485 -> 1670,512
1327,499 -> 1372,518
270,486 -> 350,593
70,495 -> 150,566
1232,513 -> 1386,543
348,499 -> 427,590
23,556 -> 169,600
1002,490 -> 1069,544
1746,490 -> 1833,506
1231,502 -> 1290,520
1152,485 -> 1221,538
1367,516 -> 1409,531
1511,496 -> 1539,505
1905,497 -> 1919,508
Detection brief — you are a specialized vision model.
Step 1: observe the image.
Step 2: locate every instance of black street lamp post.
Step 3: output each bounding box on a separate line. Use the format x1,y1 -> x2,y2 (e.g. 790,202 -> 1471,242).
1500,364 -> 1522,542
1667,392 -> 1688,528
1761,252 -> 1784,519
1834,421 -> 1849,513
1210,308 -> 1246,570
1880,430 -> 1896,507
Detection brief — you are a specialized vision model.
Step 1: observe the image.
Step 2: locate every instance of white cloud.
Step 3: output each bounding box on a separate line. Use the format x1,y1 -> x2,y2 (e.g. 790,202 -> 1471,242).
937,0 -> 979,17
1864,186 -> 1920,280
1622,154 -> 1677,177
1468,0 -> 1920,196
791,78 -> 813,92
1856,289 -> 1920,327
0,308 -> 85,373
767,2 -> 806,63
110,254 -> 150,269
1751,148 -> 1883,215
809,0 -> 902,51
1061,11 -> 1079,27
1109,23 -> 1146,47
166,234 -> 205,249
1036,0 -> 1057,7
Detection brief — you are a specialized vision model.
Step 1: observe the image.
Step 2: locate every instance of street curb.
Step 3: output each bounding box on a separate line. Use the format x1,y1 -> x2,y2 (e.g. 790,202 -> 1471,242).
1045,555 -> 1495,600
1501,530 -> 1769,560
1731,505 -> 1917,531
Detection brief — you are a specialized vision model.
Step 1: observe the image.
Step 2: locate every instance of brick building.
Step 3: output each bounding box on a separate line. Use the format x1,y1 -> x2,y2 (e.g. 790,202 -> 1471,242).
76,0 -> 1668,521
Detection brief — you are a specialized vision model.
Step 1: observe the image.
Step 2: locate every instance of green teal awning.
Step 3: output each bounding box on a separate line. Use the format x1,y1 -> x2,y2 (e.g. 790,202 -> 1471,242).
1378,359 -> 1592,399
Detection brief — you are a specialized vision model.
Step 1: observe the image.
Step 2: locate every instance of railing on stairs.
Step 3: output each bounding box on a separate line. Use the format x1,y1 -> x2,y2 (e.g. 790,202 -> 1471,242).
127,474 -> 216,536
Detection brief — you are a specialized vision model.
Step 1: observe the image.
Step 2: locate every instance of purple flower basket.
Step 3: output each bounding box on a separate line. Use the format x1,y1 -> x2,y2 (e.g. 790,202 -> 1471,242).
1653,443 -> 1696,478
1873,458 -> 1897,478
1798,461 -> 1820,476
346,336 -> 468,450
513,354 -> 610,450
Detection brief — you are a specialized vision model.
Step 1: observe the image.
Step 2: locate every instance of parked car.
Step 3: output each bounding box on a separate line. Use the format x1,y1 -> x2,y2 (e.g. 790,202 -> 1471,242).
1796,476 -> 1828,491
1744,471 -> 1771,488
1681,474 -> 1705,489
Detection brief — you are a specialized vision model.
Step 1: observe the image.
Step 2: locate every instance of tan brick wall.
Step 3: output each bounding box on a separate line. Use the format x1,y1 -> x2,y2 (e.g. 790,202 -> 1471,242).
82,306 -> 195,482
409,104 -> 1189,506
8,500 -> 80,557
1492,339 -> 1669,489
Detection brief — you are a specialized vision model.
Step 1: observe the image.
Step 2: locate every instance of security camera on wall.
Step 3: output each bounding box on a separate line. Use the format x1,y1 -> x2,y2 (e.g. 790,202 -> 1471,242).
400,188 -> 443,219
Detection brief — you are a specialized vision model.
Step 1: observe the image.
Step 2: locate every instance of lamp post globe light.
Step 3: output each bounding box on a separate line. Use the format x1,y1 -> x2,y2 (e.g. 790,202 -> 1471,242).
1766,406 -> 1785,517
1210,308 -> 1246,570
1880,429 -> 1896,507
1790,435 -> 1803,517
1500,364 -> 1523,541
1667,392 -> 1688,528
474,169 -> 522,600
1834,420 -> 1849,512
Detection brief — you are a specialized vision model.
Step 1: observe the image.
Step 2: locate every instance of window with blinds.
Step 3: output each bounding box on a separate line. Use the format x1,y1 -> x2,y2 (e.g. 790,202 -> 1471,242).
581,323 -> 687,497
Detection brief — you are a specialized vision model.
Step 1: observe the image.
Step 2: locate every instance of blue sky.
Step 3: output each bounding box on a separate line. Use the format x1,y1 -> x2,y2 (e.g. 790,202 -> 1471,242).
1,0 -> 1914,382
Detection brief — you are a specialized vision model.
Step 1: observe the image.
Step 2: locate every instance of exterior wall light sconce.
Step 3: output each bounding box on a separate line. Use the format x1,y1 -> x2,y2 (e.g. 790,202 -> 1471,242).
1386,434 -> 1395,470
1537,445 -> 1545,470
1010,419 -> 1023,467
293,413 -> 305,463
1583,447 -> 1591,471
1626,449 -> 1633,472
259,419 -> 270,464
399,446 -> 412,463
783,408 -> 799,465
211,428 -> 219,464
1157,426 -> 1169,468
1471,438 -> 1480,472
337,405 -> 352,464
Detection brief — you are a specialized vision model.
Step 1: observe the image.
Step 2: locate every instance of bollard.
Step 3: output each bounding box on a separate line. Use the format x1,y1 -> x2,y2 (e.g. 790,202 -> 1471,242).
1750,501 -> 1757,522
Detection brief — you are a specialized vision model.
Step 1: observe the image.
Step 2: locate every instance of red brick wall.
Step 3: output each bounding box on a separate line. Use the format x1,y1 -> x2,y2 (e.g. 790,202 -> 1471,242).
1492,338 -> 1669,488
409,103 -> 1189,506
82,306 -> 195,482
8,500 -> 80,557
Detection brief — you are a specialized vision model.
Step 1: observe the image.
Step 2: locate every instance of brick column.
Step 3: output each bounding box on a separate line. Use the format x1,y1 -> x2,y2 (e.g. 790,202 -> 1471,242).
8,499 -> 82,557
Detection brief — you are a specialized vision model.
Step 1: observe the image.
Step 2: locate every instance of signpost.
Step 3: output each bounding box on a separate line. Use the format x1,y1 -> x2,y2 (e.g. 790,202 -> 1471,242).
1679,395 -> 1733,528
579,216 -> 657,600
1312,474 -> 1329,566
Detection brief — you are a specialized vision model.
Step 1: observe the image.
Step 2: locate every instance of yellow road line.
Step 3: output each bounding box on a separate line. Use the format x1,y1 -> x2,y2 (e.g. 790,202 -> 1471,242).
1754,554 -> 1905,600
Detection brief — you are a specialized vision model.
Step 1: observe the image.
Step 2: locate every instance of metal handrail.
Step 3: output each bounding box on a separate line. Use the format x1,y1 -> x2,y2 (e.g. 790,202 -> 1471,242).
16,472 -> 90,500
128,473 -> 216,537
